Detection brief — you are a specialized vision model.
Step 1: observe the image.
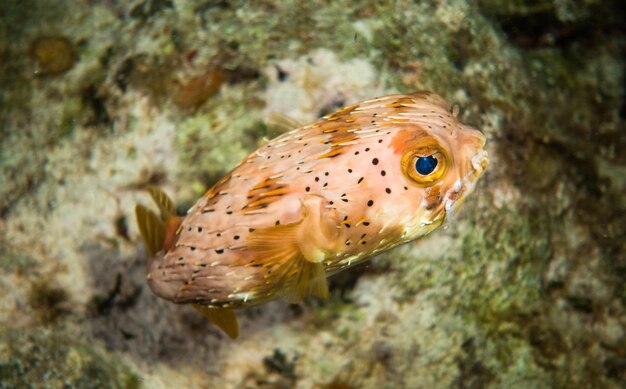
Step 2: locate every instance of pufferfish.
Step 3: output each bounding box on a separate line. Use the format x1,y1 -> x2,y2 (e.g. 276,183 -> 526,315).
136,91 -> 488,339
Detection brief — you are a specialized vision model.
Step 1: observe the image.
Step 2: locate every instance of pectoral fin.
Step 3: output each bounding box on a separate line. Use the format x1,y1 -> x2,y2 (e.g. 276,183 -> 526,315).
193,304 -> 239,339
246,196 -> 337,303
248,223 -> 329,303
284,259 -> 328,303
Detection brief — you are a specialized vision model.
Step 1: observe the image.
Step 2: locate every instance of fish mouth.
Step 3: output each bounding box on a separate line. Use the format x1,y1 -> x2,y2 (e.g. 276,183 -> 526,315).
461,148 -> 489,198
470,149 -> 489,180
443,147 -> 489,219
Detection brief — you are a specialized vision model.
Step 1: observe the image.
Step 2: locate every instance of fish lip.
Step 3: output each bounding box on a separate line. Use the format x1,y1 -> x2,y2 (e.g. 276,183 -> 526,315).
444,148 -> 489,219
464,148 -> 489,193
471,149 -> 489,176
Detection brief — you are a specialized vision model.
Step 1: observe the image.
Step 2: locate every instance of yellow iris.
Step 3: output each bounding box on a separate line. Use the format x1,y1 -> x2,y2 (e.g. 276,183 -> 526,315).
401,143 -> 449,186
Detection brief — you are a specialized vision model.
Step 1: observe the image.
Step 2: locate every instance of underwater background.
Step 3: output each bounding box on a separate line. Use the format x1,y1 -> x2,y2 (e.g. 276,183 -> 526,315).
1,0 -> 624,388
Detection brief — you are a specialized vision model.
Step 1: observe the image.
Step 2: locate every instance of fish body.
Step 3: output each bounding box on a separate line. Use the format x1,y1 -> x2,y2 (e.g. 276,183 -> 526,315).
137,91 -> 488,337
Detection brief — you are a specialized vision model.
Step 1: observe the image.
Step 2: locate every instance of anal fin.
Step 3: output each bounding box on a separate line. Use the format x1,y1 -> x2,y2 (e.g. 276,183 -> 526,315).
193,304 -> 239,339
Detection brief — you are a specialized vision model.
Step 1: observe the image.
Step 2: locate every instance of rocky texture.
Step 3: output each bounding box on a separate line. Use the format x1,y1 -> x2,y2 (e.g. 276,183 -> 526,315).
0,0 -> 624,388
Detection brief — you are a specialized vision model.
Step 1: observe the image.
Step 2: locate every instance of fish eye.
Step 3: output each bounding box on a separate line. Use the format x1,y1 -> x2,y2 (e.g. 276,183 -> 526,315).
415,155 -> 438,175
401,146 -> 449,186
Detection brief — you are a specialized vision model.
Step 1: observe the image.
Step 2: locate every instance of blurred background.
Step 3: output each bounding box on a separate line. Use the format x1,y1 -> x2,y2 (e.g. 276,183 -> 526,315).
0,0 -> 624,388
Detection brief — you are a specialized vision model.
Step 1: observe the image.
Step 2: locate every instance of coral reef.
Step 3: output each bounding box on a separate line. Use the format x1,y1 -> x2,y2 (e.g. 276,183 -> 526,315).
0,0 -> 624,388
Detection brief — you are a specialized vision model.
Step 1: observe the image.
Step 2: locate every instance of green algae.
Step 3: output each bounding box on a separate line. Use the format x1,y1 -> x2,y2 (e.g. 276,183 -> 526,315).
0,0 -> 624,387
0,248 -> 38,275
0,328 -> 140,389
174,86 -> 264,195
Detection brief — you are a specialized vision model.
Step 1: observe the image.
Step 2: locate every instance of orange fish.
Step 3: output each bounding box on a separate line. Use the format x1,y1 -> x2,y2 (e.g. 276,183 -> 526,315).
136,91 -> 488,338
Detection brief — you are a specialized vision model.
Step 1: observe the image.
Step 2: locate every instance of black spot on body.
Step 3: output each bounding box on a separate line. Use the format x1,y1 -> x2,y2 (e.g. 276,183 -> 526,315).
367,200 -> 374,206
385,188 -> 391,194
215,249 -> 224,254
381,170 -> 386,176
372,158 -> 379,165
358,177 -> 364,184
234,235 -> 240,240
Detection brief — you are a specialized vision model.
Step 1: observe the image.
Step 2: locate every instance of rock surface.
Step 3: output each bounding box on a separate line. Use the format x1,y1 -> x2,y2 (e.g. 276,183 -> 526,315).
1,0 -> 624,388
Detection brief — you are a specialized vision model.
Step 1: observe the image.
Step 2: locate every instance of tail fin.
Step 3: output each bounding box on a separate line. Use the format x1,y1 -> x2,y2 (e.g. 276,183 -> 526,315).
147,186 -> 176,221
135,204 -> 165,257
135,186 -> 180,256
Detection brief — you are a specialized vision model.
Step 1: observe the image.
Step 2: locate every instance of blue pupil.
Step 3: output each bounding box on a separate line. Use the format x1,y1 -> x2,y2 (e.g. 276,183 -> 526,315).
415,155 -> 438,175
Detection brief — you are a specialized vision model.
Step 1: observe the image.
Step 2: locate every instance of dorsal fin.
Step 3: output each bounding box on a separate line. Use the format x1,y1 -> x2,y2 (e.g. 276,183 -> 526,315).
266,112 -> 304,133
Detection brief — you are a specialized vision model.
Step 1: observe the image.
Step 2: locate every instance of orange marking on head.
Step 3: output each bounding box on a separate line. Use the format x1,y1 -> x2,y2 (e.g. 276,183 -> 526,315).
259,188 -> 290,198
386,97 -> 416,108
203,174 -> 232,200
331,133 -> 357,145
335,104 -> 358,114
244,175 -> 288,210
390,126 -> 429,154
317,149 -> 342,159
